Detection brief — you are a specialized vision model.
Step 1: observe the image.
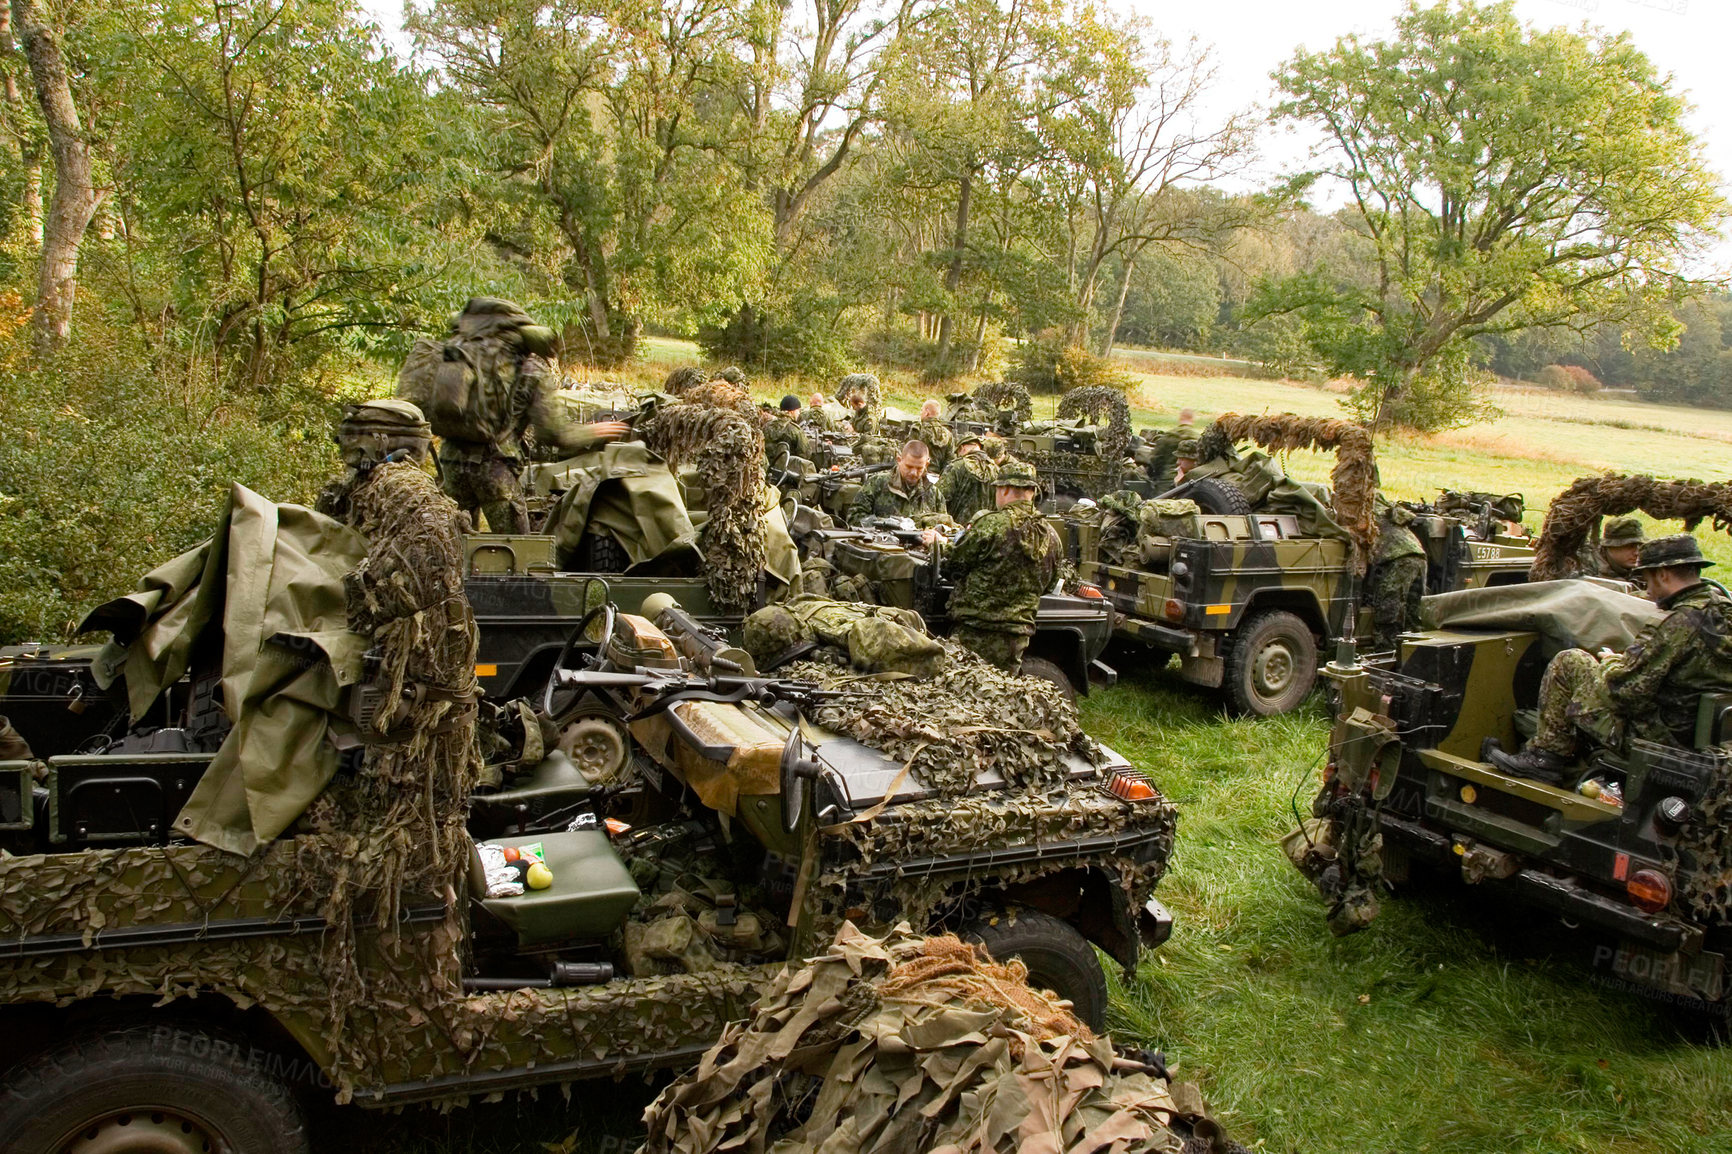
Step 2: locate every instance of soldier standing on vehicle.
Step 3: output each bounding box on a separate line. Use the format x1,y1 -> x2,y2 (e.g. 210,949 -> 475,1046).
839,373 -> 881,437
917,399 -> 955,472
946,462 -> 1061,672
1588,517 -> 1647,588
937,432 -> 999,524
849,441 -> 942,539
1366,503 -> 1428,650
1147,409 -> 1197,491
1485,535 -> 1732,782
397,297 -> 628,534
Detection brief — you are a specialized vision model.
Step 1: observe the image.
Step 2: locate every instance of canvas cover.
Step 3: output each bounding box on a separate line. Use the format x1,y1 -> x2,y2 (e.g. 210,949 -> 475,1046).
80,484 -> 369,856
1420,578 -> 1663,654
546,440 -> 696,564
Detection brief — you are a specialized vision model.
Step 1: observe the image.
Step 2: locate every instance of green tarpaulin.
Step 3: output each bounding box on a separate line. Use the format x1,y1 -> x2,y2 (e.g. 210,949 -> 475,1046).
1420,578 -> 1663,655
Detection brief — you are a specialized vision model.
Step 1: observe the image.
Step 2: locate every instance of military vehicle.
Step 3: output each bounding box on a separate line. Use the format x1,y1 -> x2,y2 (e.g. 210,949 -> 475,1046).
0,584 -> 1175,1152
1066,415 -> 1535,716
1289,573 -> 1732,1015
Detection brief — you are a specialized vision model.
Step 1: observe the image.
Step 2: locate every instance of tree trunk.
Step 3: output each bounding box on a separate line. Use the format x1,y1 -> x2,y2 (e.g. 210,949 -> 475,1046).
1099,252 -> 1138,358
12,0 -> 98,353
0,7 -> 41,241
967,295 -> 990,372
934,169 -> 972,370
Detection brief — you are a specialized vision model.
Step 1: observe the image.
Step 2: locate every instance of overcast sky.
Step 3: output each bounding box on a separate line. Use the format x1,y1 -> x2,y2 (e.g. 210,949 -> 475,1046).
361,0 -> 1728,271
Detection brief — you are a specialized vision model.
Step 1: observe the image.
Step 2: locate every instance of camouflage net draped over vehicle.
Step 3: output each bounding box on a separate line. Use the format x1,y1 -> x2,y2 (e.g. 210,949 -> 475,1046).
1532,474 -> 1732,581
641,398 -> 768,612
970,380 -> 1033,433
1056,385 -> 1132,460
641,923 -> 1226,1154
781,652 -> 1103,795
1200,413 -> 1379,569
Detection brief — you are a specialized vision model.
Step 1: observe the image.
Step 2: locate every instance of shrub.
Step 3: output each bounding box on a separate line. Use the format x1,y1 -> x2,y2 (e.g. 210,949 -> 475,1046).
697,301 -> 854,380
1534,364 -> 1573,390
1009,335 -> 1132,395
855,326 -> 1007,381
1561,364 -> 1602,394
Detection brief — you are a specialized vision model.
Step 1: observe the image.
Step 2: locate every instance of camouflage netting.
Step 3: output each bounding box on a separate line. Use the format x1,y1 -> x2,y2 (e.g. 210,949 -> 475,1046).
678,380 -> 766,425
641,399 -> 768,612
781,651 -> 1104,795
1056,385 -> 1133,460
971,381 -> 1033,433
1200,413 -> 1379,570
836,372 -> 882,418
662,366 -> 709,396
1532,474 -> 1732,581
641,923 -> 1232,1154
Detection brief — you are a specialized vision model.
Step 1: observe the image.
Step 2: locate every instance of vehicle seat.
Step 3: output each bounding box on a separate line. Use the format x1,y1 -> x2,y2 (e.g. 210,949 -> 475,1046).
468,829 -> 640,946
1694,693 -> 1732,748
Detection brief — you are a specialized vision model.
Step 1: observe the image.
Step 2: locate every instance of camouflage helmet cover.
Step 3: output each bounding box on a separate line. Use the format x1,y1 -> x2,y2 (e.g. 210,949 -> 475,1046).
1633,534 -> 1714,572
994,461 -> 1038,489
742,606 -> 805,666
335,398 -> 432,443
1601,516 -> 1646,548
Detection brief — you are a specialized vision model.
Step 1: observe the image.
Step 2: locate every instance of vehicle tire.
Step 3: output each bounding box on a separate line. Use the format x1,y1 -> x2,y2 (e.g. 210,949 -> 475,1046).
964,909 -> 1108,1032
574,532 -> 631,573
1185,477 -> 1252,516
1019,656 -> 1078,705
1225,610 -> 1318,717
0,1022 -> 310,1154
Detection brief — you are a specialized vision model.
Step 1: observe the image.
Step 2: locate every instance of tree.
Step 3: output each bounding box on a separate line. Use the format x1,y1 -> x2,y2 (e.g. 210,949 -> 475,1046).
11,0 -> 98,352
1266,0 -> 1724,430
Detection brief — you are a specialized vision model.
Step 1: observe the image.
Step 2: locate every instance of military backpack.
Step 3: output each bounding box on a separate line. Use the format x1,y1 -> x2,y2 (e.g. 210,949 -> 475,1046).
398,298 -> 559,446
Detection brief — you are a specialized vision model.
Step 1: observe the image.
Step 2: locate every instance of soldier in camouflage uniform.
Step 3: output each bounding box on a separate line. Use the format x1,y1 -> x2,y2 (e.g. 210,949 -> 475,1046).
946,462 -> 1062,672
764,395 -> 811,467
1587,516 -> 1646,589
1487,535 -> 1732,782
805,392 -> 836,433
1366,502 -> 1427,650
1145,409 -> 1197,492
848,441 -> 943,537
401,298 -> 626,534
937,433 -> 998,524
916,399 -> 955,472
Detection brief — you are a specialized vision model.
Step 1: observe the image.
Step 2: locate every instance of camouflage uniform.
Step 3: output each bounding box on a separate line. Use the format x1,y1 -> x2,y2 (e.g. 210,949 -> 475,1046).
1584,516 -> 1647,590
936,447 -> 998,523
916,417 -> 955,472
1366,508 -> 1427,651
947,496 -> 1061,671
1531,580 -> 1732,758
763,416 -> 811,466
848,470 -> 942,525
1145,421 -> 1195,492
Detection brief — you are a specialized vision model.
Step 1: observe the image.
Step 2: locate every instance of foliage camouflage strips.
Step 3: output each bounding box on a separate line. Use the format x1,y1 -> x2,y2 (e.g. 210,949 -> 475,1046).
1531,473 -> 1732,581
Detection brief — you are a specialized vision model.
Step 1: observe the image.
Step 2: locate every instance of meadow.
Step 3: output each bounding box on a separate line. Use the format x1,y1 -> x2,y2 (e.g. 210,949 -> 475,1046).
373,345 -> 1732,1152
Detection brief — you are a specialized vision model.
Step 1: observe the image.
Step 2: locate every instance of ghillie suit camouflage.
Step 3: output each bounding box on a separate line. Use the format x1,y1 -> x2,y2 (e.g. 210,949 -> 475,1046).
1531,474 -> 1732,581
969,380 -> 1033,435
641,397 -> 768,613
641,924 -> 1237,1154
1056,385 -> 1133,461
1197,413 -> 1380,571
662,366 -> 709,396
837,372 -> 883,436
679,380 -> 766,425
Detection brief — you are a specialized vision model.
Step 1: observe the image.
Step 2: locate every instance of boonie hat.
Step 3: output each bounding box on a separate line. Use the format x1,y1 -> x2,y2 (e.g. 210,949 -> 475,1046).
1633,534 -> 1714,572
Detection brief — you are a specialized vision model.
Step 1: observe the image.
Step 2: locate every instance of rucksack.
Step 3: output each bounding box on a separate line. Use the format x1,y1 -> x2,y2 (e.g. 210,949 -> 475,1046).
397,298 -> 558,447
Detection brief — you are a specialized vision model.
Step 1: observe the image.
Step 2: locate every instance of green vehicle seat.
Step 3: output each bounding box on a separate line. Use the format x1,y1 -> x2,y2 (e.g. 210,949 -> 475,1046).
469,829 -> 640,946
1694,692 -> 1732,748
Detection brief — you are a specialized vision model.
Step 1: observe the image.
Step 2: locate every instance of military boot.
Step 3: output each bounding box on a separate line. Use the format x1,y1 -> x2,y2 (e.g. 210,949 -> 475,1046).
1480,737 -> 1574,785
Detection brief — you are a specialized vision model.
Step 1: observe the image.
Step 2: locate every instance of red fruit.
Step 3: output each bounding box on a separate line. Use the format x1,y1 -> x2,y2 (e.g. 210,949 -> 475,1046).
501,846 -> 522,862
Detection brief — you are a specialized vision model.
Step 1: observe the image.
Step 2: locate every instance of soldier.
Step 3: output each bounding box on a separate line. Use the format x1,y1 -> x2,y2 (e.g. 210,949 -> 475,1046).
937,432 -> 998,524
316,399 -> 439,522
1145,408 -> 1197,492
1485,535 -> 1732,782
1588,516 -> 1646,587
845,389 -> 879,437
1366,502 -> 1427,651
982,433 -> 1009,466
764,395 -> 811,468
916,399 -> 955,472
399,297 -> 628,534
946,462 -> 1062,672
848,441 -> 942,538
1172,438 -> 1200,485
805,391 -> 836,433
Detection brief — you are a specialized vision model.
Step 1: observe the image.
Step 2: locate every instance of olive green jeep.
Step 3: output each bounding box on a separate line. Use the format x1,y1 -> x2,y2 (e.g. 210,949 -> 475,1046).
0,593 -> 1174,1152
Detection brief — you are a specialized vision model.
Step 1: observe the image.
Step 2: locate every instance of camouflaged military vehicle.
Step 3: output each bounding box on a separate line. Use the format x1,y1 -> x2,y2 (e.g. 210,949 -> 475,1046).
1067,415 -> 1534,716
0,588 -> 1175,1152
1289,576 -> 1732,1014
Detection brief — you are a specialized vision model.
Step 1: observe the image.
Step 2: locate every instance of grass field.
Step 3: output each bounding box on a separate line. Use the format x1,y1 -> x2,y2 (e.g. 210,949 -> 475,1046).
370,341 -> 1732,1152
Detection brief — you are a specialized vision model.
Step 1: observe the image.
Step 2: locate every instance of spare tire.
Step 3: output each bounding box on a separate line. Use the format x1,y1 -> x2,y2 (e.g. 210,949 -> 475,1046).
1186,477 -> 1252,516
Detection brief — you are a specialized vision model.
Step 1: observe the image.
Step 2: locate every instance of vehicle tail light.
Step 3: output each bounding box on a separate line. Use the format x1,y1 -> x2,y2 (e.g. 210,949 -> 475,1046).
1107,767 -> 1161,802
1627,868 -> 1672,914
1077,584 -> 1105,599
1163,598 -> 1184,622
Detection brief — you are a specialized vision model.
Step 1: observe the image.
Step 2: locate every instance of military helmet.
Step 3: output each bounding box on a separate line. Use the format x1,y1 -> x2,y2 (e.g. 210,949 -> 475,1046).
1633,534 -> 1714,573
956,431 -> 984,451
1175,437 -> 1200,460
334,399 -> 433,465
994,461 -> 1039,489
742,606 -> 806,667
452,297 -> 558,356
1601,516 -> 1646,548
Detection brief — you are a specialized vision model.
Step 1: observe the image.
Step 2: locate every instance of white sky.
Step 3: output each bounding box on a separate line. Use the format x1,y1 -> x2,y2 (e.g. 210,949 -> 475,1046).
361,0 -> 1729,272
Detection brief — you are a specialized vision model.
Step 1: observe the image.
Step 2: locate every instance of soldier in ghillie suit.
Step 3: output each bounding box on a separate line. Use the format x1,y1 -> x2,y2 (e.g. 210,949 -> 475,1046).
916,398 -> 955,472
397,297 -> 627,533
936,431 -> 998,523
838,372 -> 882,436
764,395 -> 811,466
849,441 -> 943,537
1485,535 -> 1732,783
946,462 -> 1061,672
1366,502 -> 1427,651
1587,516 -> 1647,587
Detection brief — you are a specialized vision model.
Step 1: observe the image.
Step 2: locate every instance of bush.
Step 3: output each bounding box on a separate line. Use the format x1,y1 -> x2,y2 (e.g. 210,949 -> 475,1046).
1534,364 -> 1573,390
697,301 -> 854,380
1009,335 -> 1132,395
0,322 -> 351,642
854,326 -> 1007,381
1533,363 -> 1601,394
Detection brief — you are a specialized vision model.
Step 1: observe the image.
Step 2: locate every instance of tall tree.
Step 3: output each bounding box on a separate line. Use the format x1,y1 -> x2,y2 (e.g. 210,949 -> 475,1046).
11,0 -> 98,351
1265,0 -> 1724,431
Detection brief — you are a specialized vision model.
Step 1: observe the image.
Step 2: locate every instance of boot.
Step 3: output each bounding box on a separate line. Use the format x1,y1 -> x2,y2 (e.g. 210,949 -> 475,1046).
1480,736 -> 1573,785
